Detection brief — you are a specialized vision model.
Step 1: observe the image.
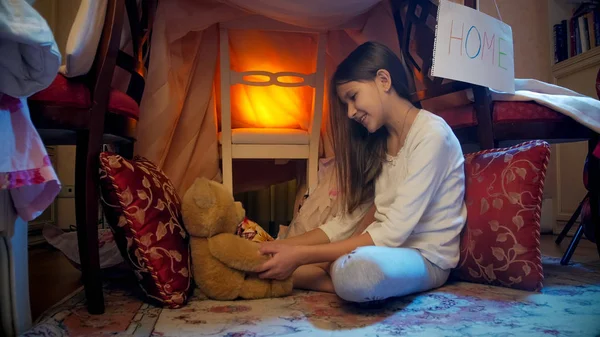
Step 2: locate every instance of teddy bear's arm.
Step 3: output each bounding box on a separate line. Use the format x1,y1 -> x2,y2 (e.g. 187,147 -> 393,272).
238,276 -> 293,299
208,233 -> 270,272
191,237 -> 245,300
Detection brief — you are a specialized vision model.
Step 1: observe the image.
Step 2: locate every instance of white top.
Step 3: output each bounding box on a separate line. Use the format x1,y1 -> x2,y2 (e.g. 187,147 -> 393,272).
319,110 -> 467,270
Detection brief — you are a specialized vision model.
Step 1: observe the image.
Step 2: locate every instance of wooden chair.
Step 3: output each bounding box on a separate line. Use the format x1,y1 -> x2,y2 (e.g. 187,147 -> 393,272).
391,0 -> 495,149
28,0 -> 156,314
555,67 -> 600,264
391,0 -> 600,260
218,16 -> 327,196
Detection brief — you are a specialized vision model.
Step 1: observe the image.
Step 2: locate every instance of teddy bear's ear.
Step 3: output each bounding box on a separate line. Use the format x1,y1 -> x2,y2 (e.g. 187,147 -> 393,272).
192,178 -> 216,208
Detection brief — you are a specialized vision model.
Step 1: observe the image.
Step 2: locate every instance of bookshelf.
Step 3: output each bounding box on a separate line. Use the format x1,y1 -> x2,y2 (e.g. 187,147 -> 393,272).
552,44 -> 600,78
552,1 -> 599,64
549,0 -> 600,235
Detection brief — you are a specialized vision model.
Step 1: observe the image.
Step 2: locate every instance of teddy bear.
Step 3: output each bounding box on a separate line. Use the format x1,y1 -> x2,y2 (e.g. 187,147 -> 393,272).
181,177 -> 293,300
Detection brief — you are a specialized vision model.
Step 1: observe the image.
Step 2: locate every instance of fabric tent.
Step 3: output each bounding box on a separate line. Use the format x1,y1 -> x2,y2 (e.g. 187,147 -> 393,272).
134,0 -> 464,196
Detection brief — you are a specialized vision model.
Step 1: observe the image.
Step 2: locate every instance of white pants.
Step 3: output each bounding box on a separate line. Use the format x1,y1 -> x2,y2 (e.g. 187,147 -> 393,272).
330,246 -> 449,303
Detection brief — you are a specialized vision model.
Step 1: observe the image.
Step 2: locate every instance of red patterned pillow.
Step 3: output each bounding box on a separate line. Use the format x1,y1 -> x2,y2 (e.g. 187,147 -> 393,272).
453,140 -> 550,291
99,152 -> 191,307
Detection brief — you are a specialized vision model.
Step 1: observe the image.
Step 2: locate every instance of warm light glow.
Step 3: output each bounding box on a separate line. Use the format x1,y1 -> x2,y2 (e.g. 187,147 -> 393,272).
242,74 -> 272,83
277,75 -> 306,84
225,30 -> 318,130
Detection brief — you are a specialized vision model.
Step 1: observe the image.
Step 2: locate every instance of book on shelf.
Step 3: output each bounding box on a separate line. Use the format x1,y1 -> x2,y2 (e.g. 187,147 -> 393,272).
554,20 -> 568,63
554,4 -> 600,64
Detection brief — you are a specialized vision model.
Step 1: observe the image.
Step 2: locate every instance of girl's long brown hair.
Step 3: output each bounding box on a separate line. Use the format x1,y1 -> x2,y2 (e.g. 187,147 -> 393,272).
330,42 -> 412,213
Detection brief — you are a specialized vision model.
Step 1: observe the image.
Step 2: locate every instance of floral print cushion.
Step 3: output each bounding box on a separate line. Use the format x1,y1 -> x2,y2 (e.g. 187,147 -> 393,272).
453,140 -> 550,291
99,152 -> 191,308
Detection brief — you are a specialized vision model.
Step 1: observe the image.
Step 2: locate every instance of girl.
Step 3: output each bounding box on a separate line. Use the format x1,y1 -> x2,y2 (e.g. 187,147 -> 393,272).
256,41 -> 467,303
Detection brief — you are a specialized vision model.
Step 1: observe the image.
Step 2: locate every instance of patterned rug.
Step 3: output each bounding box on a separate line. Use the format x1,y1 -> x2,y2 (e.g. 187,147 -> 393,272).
22,257 -> 600,337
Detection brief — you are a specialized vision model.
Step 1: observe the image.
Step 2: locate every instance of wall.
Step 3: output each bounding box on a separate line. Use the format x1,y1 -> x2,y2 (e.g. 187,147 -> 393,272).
479,0 -> 552,82
33,0 -> 82,61
33,0 -> 82,229
55,147 -> 77,229
478,0 -> 557,232
31,0 -> 56,36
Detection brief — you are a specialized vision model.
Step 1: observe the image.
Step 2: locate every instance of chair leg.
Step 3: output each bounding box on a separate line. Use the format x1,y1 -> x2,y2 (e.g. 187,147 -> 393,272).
222,148 -> 233,194
588,137 -> 600,258
118,141 -> 135,160
472,86 -> 495,150
306,152 -> 318,196
560,223 -> 585,265
556,193 -> 588,245
293,161 -> 308,215
75,131 -> 105,314
593,192 -> 600,258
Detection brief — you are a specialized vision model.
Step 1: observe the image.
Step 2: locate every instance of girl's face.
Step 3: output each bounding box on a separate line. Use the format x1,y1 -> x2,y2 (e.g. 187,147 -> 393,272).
336,76 -> 389,133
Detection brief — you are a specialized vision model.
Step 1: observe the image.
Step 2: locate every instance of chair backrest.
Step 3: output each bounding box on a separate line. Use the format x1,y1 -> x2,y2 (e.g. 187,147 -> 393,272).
89,0 -> 156,108
88,0 -> 125,113
391,0 -> 496,149
391,0 -> 478,105
596,67 -> 600,99
219,15 -> 327,148
118,0 -> 156,104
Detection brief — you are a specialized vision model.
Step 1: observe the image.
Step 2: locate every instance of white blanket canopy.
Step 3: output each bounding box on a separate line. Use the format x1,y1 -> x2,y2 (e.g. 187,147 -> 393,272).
124,0 -> 600,238
220,0 -> 383,29
134,0 -> 418,195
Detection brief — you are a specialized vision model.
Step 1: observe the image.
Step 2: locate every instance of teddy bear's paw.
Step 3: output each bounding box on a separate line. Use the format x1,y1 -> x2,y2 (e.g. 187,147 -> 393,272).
238,276 -> 273,299
193,288 -> 209,300
270,278 -> 294,297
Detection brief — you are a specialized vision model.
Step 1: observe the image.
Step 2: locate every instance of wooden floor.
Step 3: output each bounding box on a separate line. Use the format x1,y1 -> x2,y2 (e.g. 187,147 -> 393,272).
27,234 -> 599,322
28,243 -> 82,322
540,233 -> 599,264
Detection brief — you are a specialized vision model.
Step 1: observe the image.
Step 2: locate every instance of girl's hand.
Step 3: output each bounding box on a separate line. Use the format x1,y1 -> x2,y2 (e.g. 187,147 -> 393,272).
255,243 -> 305,280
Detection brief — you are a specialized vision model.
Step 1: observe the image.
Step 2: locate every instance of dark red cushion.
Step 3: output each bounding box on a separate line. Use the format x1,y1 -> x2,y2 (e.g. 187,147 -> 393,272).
432,101 -> 565,130
29,74 -> 140,120
108,88 -> 140,120
29,73 -> 91,108
453,140 -> 550,291
435,104 -> 478,129
493,101 -> 564,123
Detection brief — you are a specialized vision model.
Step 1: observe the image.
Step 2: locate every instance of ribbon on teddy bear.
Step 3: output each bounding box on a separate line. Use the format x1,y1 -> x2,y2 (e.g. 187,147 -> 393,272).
235,217 -> 274,243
